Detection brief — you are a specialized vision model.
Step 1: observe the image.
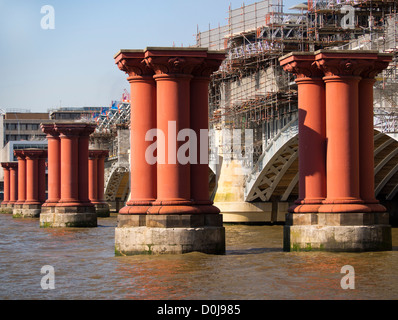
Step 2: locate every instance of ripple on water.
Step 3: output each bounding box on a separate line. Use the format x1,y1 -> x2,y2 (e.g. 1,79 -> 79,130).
0,214 -> 397,299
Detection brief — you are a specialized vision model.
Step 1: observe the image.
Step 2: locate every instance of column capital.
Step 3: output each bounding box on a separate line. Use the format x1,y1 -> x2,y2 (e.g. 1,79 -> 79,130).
89,149 -> 109,159
40,123 -> 59,138
55,123 -> 96,138
279,52 -> 323,79
360,53 -> 393,79
7,162 -> 18,170
314,50 -> 380,78
19,149 -> 48,160
14,150 -> 26,160
144,47 -> 208,76
1,162 -> 18,169
192,51 -> 226,78
114,50 -> 154,77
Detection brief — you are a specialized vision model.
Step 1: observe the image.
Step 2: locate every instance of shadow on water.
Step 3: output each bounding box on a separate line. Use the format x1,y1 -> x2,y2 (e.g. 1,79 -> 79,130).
227,247 -> 283,255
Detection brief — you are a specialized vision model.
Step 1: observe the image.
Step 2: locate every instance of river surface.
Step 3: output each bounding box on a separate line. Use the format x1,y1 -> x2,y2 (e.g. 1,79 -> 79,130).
0,213 -> 397,300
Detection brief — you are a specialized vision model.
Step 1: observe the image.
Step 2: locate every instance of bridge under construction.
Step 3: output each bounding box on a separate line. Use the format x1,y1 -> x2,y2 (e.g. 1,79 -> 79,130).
94,0 -> 398,224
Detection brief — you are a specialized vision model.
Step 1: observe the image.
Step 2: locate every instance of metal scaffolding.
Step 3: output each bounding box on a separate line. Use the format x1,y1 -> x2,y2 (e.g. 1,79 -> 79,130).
196,0 -> 398,163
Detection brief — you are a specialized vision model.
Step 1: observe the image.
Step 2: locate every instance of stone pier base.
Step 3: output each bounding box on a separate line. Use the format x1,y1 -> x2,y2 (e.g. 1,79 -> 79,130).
115,214 -> 226,255
283,212 -> 392,252
40,205 -> 97,228
94,203 -> 110,218
13,204 -> 41,218
0,204 -> 13,214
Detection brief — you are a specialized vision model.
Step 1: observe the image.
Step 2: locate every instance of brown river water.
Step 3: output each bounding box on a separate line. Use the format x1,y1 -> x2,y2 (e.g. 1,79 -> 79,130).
0,213 -> 397,300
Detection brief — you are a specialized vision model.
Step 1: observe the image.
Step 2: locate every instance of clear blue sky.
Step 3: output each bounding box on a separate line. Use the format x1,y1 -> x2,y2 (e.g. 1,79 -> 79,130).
0,0 -> 299,112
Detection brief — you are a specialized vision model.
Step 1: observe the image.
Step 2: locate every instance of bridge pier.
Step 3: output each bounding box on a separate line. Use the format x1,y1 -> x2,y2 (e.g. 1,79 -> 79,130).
13,149 -> 47,218
0,163 -> 17,214
280,50 -> 393,252
40,123 -> 97,228
89,150 -> 110,217
114,47 -> 226,255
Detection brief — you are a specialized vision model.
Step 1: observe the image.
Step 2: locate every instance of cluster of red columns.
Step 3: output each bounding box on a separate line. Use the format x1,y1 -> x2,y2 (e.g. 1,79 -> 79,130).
280,50 -> 393,215
88,150 -> 109,210
1,123 -> 109,221
115,48 -> 225,215
15,149 -> 47,205
1,162 -> 18,208
40,123 -> 96,207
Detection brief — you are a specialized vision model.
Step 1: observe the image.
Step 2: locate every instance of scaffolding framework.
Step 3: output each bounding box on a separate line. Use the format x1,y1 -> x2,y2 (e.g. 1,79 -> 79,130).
196,0 -> 398,162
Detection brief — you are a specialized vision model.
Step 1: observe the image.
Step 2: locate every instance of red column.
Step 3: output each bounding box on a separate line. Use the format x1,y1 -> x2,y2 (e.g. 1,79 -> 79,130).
55,124 -> 96,206
358,55 -> 393,212
1,164 -> 10,205
115,51 -> 157,214
25,152 -> 39,205
56,126 -> 80,205
88,151 -> 99,203
79,126 -> 96,206
38,157 -> 47,204
145,50 -> 206,214
88,150 -> 109,204
41,124 -> 60,206
96,150 -> 108,203
14,151 -> 26,206
20,150 -> 47,205
280,53 -> 326,212
190,53 -> 225,213
315,51 -> 379,213
9,163 -> 18,205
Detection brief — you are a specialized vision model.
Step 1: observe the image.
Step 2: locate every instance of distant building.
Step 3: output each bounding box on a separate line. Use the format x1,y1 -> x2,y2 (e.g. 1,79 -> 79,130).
0,112 -> 51,148
49,106 -> 103,121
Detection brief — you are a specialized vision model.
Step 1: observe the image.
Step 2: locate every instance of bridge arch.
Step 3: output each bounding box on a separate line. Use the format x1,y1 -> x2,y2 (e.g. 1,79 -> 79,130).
104,162 -> 130,207
244,124 -> 398,204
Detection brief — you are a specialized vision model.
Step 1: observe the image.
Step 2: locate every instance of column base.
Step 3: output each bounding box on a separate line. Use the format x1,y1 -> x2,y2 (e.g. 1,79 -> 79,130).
13,204 -> 41,218
40,205 -> 97,228
93,202 -> 110,217
0,203 -> 13,214
115,214 -> 225,255
283,212 -> 392,252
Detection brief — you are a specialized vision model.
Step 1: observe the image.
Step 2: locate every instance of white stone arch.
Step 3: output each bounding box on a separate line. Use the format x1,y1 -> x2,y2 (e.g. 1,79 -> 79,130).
244,118 -> 299,202
104,163 -> 130,202
244,127 -> 398,203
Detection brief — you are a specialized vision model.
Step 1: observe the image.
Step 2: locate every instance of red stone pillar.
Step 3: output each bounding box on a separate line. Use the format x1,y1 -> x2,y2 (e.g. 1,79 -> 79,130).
88,149 -> 110,217
145,49 -> 206,214
25,151 -> 40,205
40,123 -> 97,227
79,127 -> 95,206
38,157 -> 47,204
315,51 -> 378,213
1,163 -> 10,206
13,149 -> 47,217
41,124 -> 60,206
96,150 -> 108,204
115,50 -> 157,214
88,152 -> 98,203
14,151 -> 26,207
280,53 -> 326,213
56,125 -> 80,206
281,50 -> 393,252
114,48 -> 225,255
190,53 -> 225,213
9,163 -> 18,206
358,55 -> 392,212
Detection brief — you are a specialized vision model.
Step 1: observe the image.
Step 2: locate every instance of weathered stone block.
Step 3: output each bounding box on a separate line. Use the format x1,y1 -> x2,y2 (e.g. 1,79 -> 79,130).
115,226 -> 226,255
